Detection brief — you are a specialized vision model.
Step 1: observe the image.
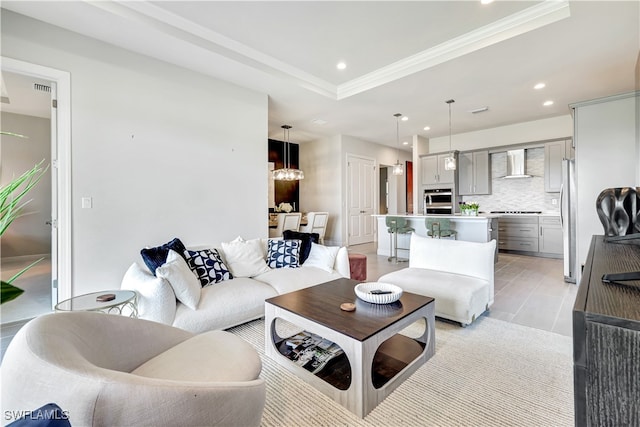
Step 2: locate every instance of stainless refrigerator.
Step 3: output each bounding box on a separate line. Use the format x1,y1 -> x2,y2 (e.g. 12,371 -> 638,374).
561,159 -> 577,283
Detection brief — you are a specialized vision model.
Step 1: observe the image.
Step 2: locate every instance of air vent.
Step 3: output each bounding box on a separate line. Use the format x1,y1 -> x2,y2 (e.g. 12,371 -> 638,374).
33,83 -> 51,93
469,106 -> 489,114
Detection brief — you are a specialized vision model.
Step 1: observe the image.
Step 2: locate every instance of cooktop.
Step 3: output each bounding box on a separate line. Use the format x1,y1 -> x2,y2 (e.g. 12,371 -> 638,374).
490,210 -> 542,214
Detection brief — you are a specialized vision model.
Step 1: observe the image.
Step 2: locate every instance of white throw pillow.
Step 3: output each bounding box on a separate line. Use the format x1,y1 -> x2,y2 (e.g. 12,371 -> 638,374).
303,243 -> 339,273
120,262 -> 176,324
220,237 -> 271,277
156,249 -> 201,310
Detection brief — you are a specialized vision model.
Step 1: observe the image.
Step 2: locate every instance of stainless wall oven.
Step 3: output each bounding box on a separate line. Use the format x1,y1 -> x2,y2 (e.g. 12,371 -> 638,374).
424,188 -> 454,215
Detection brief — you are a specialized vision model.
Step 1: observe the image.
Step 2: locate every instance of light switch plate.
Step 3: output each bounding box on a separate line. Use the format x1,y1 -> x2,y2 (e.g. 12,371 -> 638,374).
81,197 -> 92,209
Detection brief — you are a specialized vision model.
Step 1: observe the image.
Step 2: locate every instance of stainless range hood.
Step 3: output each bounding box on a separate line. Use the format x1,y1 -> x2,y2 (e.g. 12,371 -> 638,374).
504,149 -> 532,179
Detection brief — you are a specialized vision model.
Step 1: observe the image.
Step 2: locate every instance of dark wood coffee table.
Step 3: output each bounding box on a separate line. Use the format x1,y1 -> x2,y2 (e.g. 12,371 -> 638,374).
264,278 -> 435,418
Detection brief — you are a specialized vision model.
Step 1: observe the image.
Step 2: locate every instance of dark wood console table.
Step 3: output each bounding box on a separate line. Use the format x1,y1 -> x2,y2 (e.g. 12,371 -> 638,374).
573,235 -> 640,426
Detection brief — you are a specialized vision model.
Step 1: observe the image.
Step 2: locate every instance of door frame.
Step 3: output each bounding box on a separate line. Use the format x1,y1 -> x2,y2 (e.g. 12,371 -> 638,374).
2,57 -> 72,303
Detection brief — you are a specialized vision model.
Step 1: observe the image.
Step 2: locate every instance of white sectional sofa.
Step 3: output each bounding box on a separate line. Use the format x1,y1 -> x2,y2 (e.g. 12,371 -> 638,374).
379,233 -> 496,326
121,237 -> 350,333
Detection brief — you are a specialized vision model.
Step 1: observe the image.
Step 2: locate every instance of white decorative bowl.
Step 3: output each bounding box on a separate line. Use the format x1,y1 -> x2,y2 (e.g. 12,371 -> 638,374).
354,282 -> 403,304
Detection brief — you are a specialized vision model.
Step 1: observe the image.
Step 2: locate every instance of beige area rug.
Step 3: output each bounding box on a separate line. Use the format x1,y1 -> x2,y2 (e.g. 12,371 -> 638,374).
228,316 -> 574,427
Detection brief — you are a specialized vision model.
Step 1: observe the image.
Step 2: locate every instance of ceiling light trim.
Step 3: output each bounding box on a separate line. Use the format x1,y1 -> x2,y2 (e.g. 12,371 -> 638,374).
336,0 -> 570,100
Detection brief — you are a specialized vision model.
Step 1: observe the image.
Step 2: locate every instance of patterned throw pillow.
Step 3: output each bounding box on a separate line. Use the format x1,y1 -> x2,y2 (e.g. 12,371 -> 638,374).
267,239 -> 301,269
184,248 -> 233,286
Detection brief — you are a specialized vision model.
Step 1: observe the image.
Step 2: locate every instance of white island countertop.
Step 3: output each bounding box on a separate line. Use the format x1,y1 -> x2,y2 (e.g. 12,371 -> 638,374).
374,214 -> 500,257
373,213 -> 501,220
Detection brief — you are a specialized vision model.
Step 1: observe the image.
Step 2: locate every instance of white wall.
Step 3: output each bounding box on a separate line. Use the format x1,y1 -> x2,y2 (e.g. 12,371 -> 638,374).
1,112 -> 52,257
573,92 -> 638,278
299,135 -> 342,245
2,11 -> 269,295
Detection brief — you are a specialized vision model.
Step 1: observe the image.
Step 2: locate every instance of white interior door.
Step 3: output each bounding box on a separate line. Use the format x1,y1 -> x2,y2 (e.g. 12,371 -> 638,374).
347,155 -> 376,245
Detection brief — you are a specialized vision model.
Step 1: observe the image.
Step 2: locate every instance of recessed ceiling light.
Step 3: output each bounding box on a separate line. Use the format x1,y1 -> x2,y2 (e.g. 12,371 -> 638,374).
534,82 -> 546,90
543,100 -> 554,106
311,118 -> 327,125
423,126 -> 431,131
481,0 -> 494,4
336,62 -> 347,70
403,141 -> 409,145
401,116 -> 408,121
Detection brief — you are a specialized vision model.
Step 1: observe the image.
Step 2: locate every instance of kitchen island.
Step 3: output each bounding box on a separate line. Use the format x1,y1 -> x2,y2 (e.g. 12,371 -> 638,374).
374,214 -> 500,259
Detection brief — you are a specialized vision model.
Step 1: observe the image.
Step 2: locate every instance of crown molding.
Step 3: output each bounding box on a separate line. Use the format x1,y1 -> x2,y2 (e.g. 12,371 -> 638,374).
87,0 -> 570,102
337,0 -> 570,100
89,1 -> 337,99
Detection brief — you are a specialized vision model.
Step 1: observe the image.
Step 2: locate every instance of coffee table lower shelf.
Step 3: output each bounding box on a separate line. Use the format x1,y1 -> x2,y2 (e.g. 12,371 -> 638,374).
265,301 -> 435,418
274,333 -> 425,391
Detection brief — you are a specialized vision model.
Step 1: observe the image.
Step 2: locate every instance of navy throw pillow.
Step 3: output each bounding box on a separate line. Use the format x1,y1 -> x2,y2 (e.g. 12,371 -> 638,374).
140,237 -> 187,275
282,230 -> 319,264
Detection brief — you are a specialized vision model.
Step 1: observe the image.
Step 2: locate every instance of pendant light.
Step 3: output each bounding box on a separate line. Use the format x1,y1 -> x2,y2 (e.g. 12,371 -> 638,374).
272,124 -> 304,181
392,113 -> 404,176
444,99 -> 456,171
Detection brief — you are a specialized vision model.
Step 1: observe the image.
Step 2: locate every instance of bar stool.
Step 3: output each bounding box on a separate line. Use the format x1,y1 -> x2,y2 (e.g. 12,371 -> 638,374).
426,218 -> 457,239
386,216 -> 414,263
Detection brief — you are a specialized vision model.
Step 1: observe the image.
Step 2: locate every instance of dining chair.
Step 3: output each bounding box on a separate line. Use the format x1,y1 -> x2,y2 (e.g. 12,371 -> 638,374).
269,212 -> 302,238
299,212 -> 329,244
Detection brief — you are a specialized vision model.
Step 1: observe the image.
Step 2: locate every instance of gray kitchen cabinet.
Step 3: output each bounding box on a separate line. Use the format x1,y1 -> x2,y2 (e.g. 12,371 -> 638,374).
420,155 -> 439,185
420,153 -> 457,186
458,150 -> 490,195
498,216 -> 539,252
544,139 -> 573,193
539,216 -> 563,256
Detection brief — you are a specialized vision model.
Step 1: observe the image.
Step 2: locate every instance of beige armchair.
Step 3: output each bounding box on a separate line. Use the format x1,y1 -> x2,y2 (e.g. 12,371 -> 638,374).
1,312 -> 265,427
269,212 -> 302,238
300,211 -> 329,243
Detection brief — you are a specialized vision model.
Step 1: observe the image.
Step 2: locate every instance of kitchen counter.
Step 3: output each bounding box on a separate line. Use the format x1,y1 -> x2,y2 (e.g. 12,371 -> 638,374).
374,214 -> 499,258
374,213 -> 501,219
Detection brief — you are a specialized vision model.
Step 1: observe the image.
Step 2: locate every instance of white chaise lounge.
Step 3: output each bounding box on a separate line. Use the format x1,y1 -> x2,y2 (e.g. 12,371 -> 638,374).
379,233 -> 496,326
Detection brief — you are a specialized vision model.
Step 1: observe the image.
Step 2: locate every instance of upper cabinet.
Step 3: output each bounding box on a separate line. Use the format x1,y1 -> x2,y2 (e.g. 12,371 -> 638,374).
458,150 -> 490,196
420,153 -> 457,186
544,139 -> 574,193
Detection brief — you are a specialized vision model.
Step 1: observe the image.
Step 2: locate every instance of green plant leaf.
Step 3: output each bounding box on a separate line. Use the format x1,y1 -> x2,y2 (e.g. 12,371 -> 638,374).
0,160 -> 49,305
0,160 -> 49,236
1,281 -> 25,304
0,131 -> 29,139
6,257 -> 44,284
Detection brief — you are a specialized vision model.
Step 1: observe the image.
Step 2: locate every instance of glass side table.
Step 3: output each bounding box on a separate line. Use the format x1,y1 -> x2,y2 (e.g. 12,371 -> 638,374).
55,290 -> 138,318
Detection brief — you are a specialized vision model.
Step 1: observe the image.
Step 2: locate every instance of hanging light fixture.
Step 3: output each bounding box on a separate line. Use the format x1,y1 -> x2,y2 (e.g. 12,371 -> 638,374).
392,113 -> 404,176
444,99 -> 456,171
272,124 -> 304,181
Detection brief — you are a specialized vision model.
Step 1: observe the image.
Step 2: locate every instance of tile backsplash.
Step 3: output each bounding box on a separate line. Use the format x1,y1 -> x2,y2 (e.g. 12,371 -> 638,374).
460,148 -> 560,213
